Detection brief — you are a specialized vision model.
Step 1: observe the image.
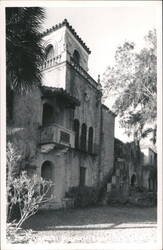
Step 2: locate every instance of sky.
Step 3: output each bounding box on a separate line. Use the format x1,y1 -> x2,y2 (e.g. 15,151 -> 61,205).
41,2 -> 159,142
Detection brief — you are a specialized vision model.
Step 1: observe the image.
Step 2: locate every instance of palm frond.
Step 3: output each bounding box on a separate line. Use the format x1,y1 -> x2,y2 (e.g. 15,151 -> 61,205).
6,7 -> 46,93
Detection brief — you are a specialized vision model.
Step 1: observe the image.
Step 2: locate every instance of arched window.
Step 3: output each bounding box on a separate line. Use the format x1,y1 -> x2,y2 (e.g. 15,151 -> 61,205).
42,103 -> 54,126
73,50 -> 80,65
80,123 -> 87,151
74,119 -> 80,149
88,127 -> 93,154
46,45 -> 54,60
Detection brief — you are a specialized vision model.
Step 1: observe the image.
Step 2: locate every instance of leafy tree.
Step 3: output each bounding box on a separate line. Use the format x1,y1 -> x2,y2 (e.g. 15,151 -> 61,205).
103,29 -> 157,143
6,7 -> 45,93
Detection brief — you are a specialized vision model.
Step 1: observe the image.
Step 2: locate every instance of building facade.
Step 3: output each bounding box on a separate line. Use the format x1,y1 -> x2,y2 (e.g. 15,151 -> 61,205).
110,139 -> 157,196
108,138 -> 139,195
140,146 -> 157,192
8,19 -> 115,209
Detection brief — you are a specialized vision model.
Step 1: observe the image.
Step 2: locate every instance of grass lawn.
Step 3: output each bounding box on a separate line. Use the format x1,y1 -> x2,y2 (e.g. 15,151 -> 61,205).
20,206 -> 157,244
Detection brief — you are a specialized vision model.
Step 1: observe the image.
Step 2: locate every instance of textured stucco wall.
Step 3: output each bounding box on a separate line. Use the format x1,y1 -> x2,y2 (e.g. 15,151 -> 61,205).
42,95 -> 74,130
41,24 -> 89,87
66,63 -> 102,149
11,82 -> 101,205
42,63 -> 67,89
100,106 -> 115,179
141,148 -> 155,166
65,29 -> 89,71
32,148 -> 98,204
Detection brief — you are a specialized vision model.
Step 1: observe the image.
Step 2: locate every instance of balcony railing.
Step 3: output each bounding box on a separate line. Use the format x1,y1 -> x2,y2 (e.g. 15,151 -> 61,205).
40,55 -> 62,71
40,123 -> 75,149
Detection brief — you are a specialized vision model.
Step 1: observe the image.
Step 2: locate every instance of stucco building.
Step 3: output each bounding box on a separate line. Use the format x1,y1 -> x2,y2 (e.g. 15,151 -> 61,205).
110,139 -> 157,196
8,19 -> 115,209
140,145 -> 157,192
108,138 -> 140,195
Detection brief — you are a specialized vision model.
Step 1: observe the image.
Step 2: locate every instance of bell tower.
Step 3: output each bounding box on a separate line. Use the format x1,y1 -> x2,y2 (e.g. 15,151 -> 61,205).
41,19 -> 91,89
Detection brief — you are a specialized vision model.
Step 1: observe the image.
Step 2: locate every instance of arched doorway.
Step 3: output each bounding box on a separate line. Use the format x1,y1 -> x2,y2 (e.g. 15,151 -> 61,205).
41,161 -> 54,180
41,161 -> 54,197
131,174 -> 136,187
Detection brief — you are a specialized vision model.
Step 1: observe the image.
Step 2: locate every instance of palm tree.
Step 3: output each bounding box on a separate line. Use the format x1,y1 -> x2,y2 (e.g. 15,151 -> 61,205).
6,7 -> 46,152
6,8 -> 46,220
6,7 -> 45,93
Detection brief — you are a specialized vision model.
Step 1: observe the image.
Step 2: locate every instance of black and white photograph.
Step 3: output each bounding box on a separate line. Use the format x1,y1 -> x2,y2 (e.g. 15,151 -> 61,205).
0,1 -> 162,250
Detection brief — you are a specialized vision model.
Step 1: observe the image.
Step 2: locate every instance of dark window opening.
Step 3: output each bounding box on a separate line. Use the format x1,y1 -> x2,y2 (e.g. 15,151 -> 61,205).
88,127 -> 93,154
148,177 -> 154,191
46,45 -> 54,60
150,155 -> 153,164
42,103 -> 54,126
60,131 -> 70,144
80,167 -> 86,186
73,50 -> 80,65
131,174 -> 136,187
74,119 -> 80,149
80,123 -> 87,151
7,88 -> 13,122
41,161 -> 54,197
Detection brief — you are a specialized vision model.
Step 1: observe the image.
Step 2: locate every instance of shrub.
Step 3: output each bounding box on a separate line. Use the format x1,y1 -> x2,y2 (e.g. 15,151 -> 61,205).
6,141 -> 22,180
7,171 -> 53,229
66,186 -> 99,208
6,223 -> 37,244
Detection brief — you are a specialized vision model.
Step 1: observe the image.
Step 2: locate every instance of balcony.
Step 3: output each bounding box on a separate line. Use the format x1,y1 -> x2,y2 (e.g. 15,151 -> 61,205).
40,55 -> 62,71
40,123 -> 75,153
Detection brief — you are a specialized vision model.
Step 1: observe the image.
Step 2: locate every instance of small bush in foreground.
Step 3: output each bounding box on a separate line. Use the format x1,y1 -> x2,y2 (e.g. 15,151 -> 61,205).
7,171 -> 54,229
7,223 -> 37,244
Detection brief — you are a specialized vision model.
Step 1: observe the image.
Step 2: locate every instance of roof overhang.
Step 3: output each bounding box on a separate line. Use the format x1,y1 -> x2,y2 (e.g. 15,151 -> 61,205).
41,86 -> 80,108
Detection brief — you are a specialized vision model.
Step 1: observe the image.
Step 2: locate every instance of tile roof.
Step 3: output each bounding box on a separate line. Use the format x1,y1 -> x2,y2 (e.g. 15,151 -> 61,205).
41,19 -> 91,54
41,86 -> 80,106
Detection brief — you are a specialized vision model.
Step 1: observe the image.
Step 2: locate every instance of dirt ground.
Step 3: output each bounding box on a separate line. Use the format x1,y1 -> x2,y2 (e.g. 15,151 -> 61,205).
22,206 -> 157,244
